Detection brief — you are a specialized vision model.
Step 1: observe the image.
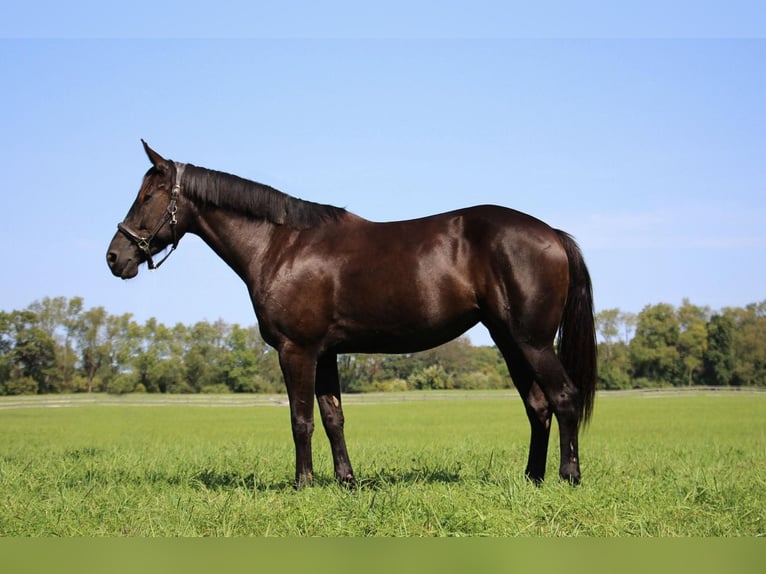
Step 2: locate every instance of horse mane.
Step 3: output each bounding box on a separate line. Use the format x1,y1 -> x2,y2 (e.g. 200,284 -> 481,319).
183,164 -> 346,229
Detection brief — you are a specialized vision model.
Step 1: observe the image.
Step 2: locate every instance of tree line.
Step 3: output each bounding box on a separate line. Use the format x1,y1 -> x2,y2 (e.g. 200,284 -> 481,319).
1,296 -> 764,396
596,298 -> 765,388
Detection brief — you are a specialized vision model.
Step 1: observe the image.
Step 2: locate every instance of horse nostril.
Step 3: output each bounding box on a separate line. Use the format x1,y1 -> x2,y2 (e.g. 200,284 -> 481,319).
107,251 -> 118,266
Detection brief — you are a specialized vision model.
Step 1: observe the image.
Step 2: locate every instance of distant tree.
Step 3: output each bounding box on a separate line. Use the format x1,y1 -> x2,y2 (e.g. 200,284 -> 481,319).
465,345 -> 508,389
0,311 -> 13,385
417,337 -> 475,378
630,303 -> 681,385
677,299 -> 710,386
339,337 -> 508,392
338,354 -> 385,392
598,341 -> 632,389
26,297 -> 68,339
377,354 -> 418,384
725,302 -> 766,386
596,308 -> 641,389
134,318 -> 188,393
12,323 -> 57,393
221,324 -> 281,392
75,306 -> 109,393
596,308 -> 621,348
596,308 -> 622,385
408,364 -> 451,390
102,313 -> 142,389
25,297 -> 84,391
620,311 -> 637,344
702,314 -> 735,386
183,320 -> 227,392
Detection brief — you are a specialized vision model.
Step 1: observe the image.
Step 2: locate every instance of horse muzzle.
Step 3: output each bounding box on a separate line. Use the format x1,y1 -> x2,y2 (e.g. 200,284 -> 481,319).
106,234 -> 141,279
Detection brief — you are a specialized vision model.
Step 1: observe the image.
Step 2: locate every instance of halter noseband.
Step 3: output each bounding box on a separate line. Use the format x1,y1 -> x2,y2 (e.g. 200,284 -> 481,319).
117,162 -> 185,270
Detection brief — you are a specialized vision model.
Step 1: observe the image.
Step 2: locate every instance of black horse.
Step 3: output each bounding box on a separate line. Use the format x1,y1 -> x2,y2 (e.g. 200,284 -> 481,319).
107,141 -> 597,487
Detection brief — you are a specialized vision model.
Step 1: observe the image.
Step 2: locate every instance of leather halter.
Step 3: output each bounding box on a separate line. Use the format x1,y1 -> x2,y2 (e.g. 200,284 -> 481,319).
117,162 -> 185,270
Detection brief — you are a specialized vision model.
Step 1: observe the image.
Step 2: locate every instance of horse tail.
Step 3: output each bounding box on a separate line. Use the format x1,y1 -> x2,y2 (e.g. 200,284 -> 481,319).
555,230 -> 597,425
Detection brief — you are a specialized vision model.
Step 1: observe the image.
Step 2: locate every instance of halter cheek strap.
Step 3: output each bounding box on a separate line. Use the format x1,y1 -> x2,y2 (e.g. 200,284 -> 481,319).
117,162 -> 185,270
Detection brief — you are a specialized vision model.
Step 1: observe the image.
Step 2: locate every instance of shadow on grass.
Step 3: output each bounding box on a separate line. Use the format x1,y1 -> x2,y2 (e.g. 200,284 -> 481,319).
357,464 -> 463,490
190,468 -> 293,491
189,461 -> 463,492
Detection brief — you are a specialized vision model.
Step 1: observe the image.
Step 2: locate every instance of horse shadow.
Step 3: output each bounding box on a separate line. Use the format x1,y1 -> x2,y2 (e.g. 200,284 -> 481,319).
189,462 -> 463,492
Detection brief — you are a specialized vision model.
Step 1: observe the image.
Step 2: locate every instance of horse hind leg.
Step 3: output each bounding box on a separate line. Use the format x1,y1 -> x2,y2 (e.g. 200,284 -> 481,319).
490,329 -> 553,484
522,381 -> 553,484
519,344 -> 582,484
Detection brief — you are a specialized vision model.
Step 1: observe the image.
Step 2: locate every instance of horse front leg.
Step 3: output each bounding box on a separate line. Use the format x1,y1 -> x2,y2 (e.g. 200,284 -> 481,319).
278,343 -> 318,488
315,354 -> 355,487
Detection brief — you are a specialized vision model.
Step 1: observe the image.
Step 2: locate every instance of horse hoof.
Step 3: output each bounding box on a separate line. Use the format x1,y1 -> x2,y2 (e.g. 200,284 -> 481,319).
339,473 -> 357,490
294,471 -> 314,489
525,471 -> 545,487
560,471 -> 581,486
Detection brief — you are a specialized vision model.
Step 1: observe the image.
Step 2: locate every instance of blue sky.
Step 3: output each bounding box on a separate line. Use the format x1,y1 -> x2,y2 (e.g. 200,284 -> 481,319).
1,6 -> 765,346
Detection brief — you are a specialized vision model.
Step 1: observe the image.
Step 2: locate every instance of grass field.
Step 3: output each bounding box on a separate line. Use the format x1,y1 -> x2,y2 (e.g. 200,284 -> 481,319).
0,390 -> 764,536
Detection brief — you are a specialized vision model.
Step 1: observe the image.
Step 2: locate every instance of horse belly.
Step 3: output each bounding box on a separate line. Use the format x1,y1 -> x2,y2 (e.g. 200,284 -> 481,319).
330,266 -> 480,354
331,316 -> 480,354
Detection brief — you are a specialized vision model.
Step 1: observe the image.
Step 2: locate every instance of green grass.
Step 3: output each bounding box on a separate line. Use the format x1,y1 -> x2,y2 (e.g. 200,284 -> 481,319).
0,391 -> 764,536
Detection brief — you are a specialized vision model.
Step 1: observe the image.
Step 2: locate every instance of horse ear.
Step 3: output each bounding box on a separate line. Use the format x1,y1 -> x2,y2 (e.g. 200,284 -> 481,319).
141,139 -> 169,171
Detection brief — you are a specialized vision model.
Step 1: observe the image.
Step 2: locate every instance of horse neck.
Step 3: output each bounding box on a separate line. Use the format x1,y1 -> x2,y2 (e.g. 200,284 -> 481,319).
186,201 -> 277,287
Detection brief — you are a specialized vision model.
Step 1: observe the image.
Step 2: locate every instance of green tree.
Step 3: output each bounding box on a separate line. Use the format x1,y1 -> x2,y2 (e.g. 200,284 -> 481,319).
26,297 -> 67,339
597,308 -> 631,388
183,320 -> 228,392
221,324 -> 280,392
598,341 -> 632,389
0,311 -> 13,386
596,308 -> 621,349
726,302 -> 766,386
702,314 -> 735,386
133,318 -> 187,393
75,306 -> 109,393
0,311 -> 49,394
408,364 -> 451,390
619,311 -> 637,344
378,354 -> 418,384
677,299 -> 709,386
463,344 -> 508,389
102,313 -> 142,389
630,303 -> 681,385
416,337 -> 475,379
26,297 -> 83,391
12,323 -> 57,393
338,354 -> 386,392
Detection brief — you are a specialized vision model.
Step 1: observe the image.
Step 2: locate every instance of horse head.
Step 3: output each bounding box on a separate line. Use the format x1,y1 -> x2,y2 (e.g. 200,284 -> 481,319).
106,140 -> 187,278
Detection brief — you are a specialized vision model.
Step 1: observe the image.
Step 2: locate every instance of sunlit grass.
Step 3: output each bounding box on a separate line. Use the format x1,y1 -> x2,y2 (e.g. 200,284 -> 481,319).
0,391 -> 763,536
